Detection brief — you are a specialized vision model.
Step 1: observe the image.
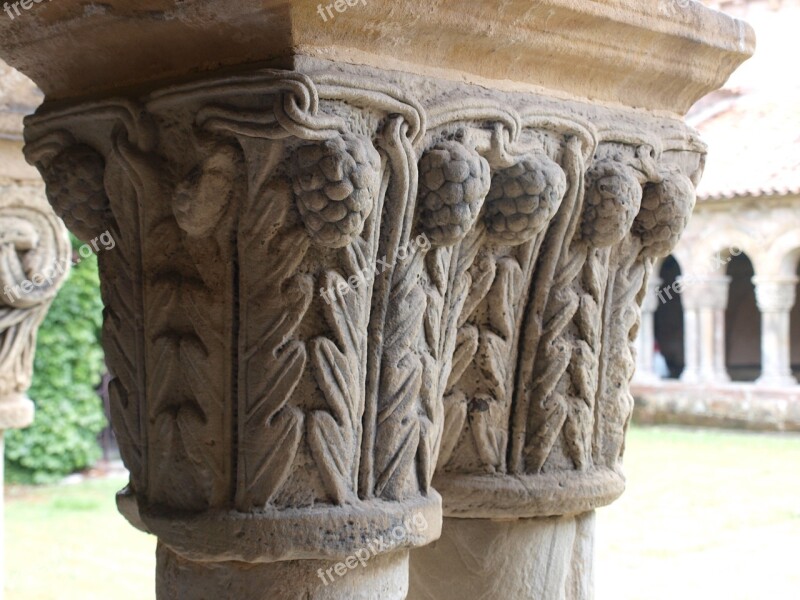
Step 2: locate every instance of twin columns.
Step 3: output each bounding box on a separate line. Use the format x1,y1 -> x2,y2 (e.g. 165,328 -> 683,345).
0,2 -> 754,597
16,63 -> 702,599
637,273 -> 798,386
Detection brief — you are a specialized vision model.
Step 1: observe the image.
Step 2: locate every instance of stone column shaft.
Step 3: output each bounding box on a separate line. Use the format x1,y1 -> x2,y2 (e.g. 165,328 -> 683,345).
634,276 -> 663,383
411,512 -> 595,600
682,275 -> 731,384
681,307 -> 702,383
755,278 -> 798,387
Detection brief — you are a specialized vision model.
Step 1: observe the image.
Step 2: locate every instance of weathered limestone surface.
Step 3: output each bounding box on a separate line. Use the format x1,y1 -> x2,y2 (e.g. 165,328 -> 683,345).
157,545 -> 411,600
0,0 -> 752,113
411,512 -> 595,600
0,1 -> 753,599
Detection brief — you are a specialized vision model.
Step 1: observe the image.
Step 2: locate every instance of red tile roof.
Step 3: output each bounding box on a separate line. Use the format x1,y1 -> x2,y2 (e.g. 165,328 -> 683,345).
689,2 -> 800,201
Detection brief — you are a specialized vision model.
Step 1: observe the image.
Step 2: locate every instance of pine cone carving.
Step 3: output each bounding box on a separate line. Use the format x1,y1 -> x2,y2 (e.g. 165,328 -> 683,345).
484,155 -> 567,245
418,141 -> 490,246
43,145 -> 109,242
291,134 -> 381,248
582,160 -> 642,248
634,169 -> 696,258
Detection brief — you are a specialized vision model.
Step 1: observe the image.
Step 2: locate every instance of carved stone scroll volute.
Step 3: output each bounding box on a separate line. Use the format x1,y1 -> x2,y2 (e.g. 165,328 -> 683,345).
0,182 -> 71,600
0,187 -> 71,427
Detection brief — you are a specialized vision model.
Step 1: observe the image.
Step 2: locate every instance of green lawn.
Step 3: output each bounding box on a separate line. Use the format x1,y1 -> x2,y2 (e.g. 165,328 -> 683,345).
5,426 -> 800,599
5,478 -> 155,600
596,427 -> 800,600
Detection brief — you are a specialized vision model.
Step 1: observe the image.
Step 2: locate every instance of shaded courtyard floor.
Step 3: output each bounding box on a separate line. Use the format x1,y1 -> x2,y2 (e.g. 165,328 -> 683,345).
5,425 -> 800,599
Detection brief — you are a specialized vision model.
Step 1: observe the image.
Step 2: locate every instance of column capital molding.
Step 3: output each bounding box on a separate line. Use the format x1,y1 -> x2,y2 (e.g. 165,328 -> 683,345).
753,277 -> 799,313
0,1 -> 753,115
679,274 -> 732,310
19,61 -> 705,538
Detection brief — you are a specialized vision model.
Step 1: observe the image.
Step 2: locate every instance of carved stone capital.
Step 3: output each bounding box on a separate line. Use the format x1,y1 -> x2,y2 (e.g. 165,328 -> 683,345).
24,59 -> 702,538
3,0 -> 752,597
431,136 -> 699,521
680,275 -> 732,311
0,184 -> 70,430
753,277 -> 798,313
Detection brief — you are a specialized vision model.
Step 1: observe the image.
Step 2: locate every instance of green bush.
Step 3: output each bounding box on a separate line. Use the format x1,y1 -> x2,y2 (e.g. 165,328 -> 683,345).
5,236 -> 106,484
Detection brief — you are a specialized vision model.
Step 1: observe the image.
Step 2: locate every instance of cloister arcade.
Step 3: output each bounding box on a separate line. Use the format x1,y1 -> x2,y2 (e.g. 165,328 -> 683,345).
637,196 -> 800,387
634,195 -> 800,431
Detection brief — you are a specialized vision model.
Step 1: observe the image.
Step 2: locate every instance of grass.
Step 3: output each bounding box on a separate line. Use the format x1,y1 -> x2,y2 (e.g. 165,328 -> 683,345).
596,426 -> 800,600
5,478 -> 155,600
4,426 -> 800,599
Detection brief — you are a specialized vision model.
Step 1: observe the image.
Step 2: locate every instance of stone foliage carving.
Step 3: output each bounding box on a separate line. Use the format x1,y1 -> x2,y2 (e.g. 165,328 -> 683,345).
23,63 -> 702,560
0,184 -> 70,427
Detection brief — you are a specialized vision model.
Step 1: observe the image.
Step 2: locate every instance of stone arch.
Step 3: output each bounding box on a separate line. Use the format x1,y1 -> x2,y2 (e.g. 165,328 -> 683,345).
725,252 -> 761,382
653,252 -> 684,278
654,255 -> 684,379
761,228 -> 800,278
686,228 -> 761,277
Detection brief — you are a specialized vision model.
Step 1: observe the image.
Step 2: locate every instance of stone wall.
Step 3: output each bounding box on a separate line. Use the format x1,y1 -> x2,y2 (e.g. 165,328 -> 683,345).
633,381 -> 800,432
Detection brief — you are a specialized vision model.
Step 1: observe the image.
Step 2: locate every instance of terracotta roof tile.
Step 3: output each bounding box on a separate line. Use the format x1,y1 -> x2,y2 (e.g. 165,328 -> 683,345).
689,3 -> 800,201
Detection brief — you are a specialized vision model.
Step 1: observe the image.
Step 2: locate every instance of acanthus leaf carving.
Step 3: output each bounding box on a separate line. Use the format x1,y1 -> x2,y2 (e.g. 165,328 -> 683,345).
308,243 -> 373,505
523,156 -> 642,474
373,246 -> 427,499
436,147 -> 570,477
22,66 -> 706,551
237,171 -> 312,509
100,129 -> 154,496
